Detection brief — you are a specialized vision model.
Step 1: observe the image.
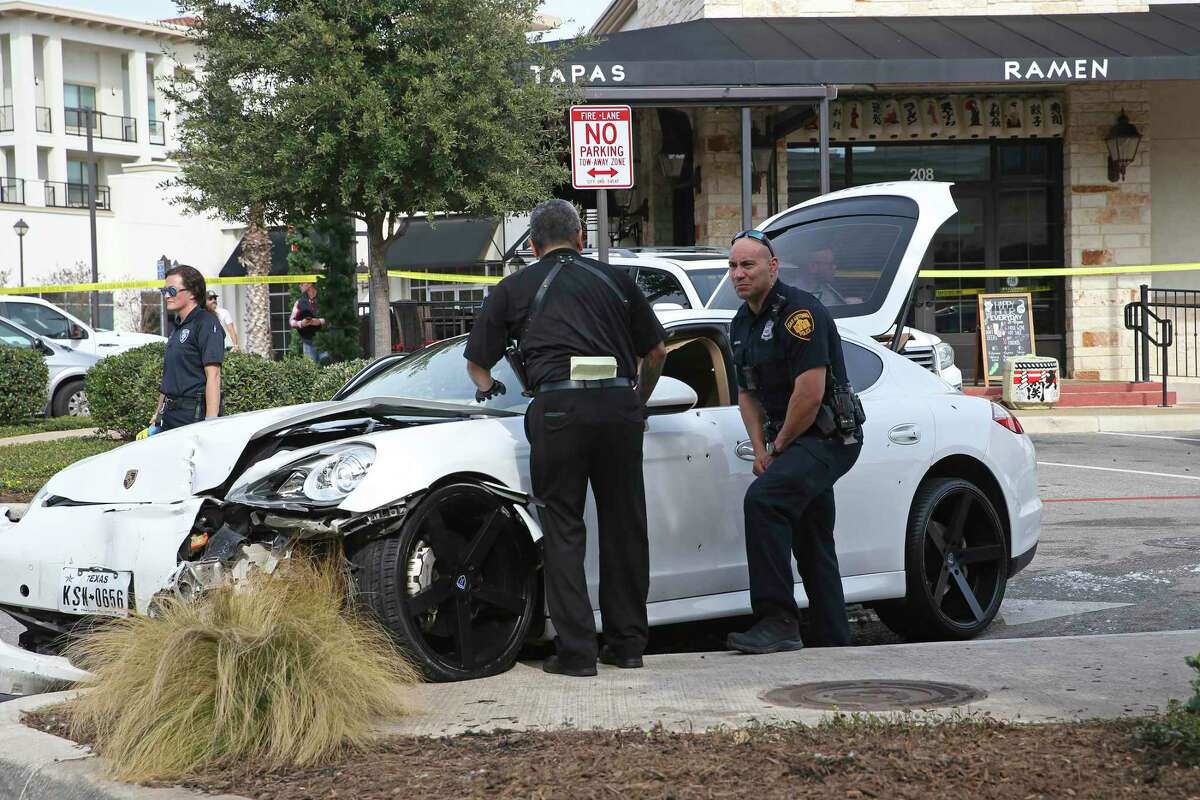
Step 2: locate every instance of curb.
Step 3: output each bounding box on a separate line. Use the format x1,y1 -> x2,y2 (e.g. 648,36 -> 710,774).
0,693 -> 247,800
1018,412 -> 1200,434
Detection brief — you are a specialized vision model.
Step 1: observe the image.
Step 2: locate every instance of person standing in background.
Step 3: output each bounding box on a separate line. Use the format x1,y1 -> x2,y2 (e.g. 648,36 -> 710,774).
290,282 -> 326,361
206,291 -> 239,351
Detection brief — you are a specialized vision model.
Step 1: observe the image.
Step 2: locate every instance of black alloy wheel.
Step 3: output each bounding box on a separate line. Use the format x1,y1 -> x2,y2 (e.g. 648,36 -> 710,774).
874,477 -> 1008,641
350,483 -> 539,682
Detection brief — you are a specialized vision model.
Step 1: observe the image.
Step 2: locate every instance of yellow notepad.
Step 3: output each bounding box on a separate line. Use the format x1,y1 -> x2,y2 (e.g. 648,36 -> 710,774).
570,356 -> 618,380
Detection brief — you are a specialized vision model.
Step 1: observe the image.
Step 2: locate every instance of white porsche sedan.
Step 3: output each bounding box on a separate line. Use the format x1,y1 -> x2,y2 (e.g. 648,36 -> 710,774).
0,182 -> 1039,682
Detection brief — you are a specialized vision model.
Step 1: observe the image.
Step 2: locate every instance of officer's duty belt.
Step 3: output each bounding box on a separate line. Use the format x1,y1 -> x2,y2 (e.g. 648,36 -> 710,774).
534,377 -> 633,394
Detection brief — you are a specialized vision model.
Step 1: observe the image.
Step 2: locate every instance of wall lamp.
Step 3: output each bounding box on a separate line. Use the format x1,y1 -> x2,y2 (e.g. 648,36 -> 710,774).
1105,109 -> 1142,182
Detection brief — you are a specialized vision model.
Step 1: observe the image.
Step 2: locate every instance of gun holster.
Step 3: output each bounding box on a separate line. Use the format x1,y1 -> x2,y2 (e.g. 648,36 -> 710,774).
505,344 -> 533,397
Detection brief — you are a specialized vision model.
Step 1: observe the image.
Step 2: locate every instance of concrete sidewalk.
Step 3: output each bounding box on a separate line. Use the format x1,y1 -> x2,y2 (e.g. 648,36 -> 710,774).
1008,405 -> 1200,434
0,428 -> 100,447
389,629 -> 1200,736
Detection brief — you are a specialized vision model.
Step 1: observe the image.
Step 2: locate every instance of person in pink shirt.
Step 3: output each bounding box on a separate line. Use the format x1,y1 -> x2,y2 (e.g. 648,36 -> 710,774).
290,282 -> 326,361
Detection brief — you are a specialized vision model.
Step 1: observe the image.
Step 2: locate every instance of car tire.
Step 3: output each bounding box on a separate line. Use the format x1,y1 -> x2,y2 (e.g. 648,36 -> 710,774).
349,482 -> 539,682
51,379 -> 89,417
873,477 -> 1008,642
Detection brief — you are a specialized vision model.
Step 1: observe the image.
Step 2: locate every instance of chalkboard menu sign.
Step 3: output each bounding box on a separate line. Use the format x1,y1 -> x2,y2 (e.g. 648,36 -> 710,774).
977,293 -> 1035,386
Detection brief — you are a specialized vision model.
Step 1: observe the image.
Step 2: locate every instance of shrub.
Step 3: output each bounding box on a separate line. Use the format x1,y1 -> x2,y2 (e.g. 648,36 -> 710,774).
221,352 -> 319,415
1136,654 -> 1200,765
85,343 -> 164,439
311,359 -> 369,402
65,559 -> 418,780
88,347 -> 323,436
0,438 -> 125,495
0,345 -> 49,423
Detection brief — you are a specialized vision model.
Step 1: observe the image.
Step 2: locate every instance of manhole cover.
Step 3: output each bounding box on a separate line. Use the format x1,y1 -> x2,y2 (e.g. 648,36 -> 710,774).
1145,536 -> 1200,552
761,680 -> 986,711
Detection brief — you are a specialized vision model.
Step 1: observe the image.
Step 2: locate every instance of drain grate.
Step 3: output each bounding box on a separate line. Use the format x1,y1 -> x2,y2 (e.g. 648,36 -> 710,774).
1145,536 -> 1200,552
762,680 -> 986,711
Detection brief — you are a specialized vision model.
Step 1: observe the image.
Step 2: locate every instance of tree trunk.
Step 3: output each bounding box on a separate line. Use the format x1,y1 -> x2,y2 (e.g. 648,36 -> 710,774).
368,223 -> 391,358
241,205 -> 274,358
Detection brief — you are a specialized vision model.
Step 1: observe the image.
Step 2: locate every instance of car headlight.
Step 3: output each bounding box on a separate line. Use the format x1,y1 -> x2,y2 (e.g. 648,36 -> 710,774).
933,342 -> 956,372
226,444 -> 376,508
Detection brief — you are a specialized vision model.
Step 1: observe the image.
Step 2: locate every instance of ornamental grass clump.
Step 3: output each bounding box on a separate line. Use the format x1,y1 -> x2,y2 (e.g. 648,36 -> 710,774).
64,559 -> 419,781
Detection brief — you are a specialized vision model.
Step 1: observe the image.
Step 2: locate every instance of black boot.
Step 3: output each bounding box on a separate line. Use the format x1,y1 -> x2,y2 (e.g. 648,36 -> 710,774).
726,616 -> 804,655
542,655 -> 597,677
599,644 -> 643,669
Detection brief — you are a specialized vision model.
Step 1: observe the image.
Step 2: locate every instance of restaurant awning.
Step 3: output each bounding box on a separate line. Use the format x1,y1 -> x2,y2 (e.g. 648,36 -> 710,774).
563,5 -> 1200,92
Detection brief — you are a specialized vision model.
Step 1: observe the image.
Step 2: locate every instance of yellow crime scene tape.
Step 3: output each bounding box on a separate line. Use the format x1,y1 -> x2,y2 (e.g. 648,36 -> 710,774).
0,269 -> 502,295
0,262 -> 1194,297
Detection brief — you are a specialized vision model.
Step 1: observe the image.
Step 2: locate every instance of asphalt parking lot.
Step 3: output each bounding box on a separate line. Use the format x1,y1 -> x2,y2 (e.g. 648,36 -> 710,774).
2,430 -> 1198,654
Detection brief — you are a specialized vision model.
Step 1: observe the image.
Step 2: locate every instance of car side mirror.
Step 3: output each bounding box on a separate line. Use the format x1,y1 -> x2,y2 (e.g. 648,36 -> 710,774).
33,337 -> 53,355
69,324 -> 88,340
645,376 -> 697,416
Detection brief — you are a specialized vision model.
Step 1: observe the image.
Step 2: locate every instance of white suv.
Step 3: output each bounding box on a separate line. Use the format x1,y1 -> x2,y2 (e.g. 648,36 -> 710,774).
0,296 -> 165,359
594,247 -> 963,391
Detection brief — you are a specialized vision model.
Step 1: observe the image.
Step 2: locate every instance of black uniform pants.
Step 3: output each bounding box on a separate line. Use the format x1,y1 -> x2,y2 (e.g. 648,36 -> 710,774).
525,386 -> 649,667
743,434 -> 862,647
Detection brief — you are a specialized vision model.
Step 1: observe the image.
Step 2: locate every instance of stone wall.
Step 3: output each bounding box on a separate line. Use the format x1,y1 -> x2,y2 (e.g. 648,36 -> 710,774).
1063,82 -> 1151,381
627,0 -> 1147,23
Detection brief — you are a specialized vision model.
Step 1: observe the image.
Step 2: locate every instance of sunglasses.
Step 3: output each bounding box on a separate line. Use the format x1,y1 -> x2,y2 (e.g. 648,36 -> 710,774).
160,286 -> 181,298
730,229 -> 776,256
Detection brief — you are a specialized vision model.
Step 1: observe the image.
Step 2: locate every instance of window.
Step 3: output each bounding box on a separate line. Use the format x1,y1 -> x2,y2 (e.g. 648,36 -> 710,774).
64,84 -> 97,110
67,159 -> 86,185
634,268 -> 690,308
843,341 -> 884,393
0,319 -> 35,348
4,302 -> 74,338
709,199 -> 918,320
686,268 -> 726,306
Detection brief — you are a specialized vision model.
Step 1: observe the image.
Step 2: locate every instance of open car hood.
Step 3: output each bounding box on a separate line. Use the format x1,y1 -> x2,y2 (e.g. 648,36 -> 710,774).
710,181 -> 957,340
39,397 -> 512,504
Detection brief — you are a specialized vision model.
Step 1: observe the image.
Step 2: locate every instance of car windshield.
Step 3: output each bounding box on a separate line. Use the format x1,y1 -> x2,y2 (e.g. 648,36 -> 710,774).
685,268 -> 727,305
341,337 -> 530,413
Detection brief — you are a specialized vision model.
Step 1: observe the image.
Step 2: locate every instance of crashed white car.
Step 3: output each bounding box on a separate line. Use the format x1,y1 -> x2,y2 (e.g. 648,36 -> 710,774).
0,182 -> 1039,683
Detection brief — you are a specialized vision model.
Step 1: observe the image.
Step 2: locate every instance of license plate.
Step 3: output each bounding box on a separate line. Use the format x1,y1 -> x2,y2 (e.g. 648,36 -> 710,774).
59,567 -> 131,617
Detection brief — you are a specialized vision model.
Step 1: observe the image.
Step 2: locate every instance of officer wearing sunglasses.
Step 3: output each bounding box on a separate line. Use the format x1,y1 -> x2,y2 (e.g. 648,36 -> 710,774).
725,228 -> 863,655
150,265 -> 225,431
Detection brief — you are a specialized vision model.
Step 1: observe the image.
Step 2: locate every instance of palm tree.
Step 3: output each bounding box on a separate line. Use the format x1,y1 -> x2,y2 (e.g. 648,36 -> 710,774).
240,205 -> 273,357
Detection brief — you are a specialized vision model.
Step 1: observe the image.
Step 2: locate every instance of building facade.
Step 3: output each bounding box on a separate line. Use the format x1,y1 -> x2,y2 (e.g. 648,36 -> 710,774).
0,2 -> 239,331
587,0 -> 1200,383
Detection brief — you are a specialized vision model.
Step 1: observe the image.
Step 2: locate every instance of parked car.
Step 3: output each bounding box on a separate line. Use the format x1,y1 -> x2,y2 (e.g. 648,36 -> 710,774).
0,316 -> 99,417
0,182 -> 1038,684
0,296 -> 165,358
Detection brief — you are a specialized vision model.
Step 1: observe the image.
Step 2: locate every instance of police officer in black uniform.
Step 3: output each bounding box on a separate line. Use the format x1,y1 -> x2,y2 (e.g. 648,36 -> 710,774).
150,264 -> 225,431
725,230 -> 864,654
464,199 -> 667,677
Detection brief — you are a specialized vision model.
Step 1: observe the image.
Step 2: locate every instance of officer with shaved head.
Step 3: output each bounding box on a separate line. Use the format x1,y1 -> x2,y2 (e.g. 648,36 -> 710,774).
725,229 -> 865,655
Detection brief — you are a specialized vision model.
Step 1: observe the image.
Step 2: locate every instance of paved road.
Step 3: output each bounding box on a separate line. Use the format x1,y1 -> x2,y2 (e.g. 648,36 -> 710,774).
3,431 -> 1199,655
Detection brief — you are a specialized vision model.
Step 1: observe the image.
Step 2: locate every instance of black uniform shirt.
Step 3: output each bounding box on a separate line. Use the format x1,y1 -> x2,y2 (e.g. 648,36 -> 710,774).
464,248 -> 665,389
731,279 -> 850,427
161,306 -> 225,398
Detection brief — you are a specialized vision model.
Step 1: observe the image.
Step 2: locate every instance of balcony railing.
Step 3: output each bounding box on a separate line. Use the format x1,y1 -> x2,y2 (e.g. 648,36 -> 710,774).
64,107 -> 137,143
0,178 -> 24,205
35,106 -> 51,133
149,119 -> 166,146
0,106 -> 12,132
44,180 -> 111,211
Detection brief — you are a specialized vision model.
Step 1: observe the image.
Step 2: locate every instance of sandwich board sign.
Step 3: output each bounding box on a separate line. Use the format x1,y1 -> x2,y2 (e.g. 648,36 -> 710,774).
570,105 -> 634,190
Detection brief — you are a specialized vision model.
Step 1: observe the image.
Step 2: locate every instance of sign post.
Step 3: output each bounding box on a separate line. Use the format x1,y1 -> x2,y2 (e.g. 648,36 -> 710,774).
569,105 -> 634,263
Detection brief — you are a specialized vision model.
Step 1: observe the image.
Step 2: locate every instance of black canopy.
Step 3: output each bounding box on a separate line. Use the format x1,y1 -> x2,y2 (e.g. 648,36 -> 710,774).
562,5 -> 1200,91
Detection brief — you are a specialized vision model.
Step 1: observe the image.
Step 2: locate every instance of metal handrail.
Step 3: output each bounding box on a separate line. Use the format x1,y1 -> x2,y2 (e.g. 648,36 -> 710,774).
1124,283 -> 1175,407
0,105 -> 12,132
149,119 -> 166,145
35,106 -> 51,133
64,107 -> 137,143
0,177 -> 24,205
43,180 -> 112,211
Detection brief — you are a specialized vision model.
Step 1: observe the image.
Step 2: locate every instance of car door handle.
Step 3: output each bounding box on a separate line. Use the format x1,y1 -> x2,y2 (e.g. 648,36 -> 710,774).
888,424 -> 921,445
735,440 -> 756,461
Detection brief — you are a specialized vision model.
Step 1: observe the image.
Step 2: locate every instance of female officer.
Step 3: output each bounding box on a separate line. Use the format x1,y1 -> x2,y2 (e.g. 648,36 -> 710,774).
149,265 -> 225,431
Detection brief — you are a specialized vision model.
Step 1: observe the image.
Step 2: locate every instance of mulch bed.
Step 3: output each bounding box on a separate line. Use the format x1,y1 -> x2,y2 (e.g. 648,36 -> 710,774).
0,492 -> 32,504
23,708 -> 1200,799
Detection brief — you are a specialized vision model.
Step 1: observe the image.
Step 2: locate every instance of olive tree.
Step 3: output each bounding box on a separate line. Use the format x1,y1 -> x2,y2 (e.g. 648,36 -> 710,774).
165,0 -> 574,356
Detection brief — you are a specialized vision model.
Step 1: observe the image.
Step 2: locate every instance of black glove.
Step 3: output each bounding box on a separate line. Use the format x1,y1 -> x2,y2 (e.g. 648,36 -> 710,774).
475,379 -> 507,403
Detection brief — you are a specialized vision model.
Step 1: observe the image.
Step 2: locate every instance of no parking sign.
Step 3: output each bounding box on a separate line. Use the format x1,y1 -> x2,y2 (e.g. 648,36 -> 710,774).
570,106 -> 634,190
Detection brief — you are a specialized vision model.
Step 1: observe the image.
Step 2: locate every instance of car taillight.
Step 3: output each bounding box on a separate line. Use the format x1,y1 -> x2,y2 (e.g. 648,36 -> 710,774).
991,402 -> 1024,435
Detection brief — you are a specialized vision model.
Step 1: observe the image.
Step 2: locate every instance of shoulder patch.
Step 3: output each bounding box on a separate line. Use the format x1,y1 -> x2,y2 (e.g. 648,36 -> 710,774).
784,309 -> 814,341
